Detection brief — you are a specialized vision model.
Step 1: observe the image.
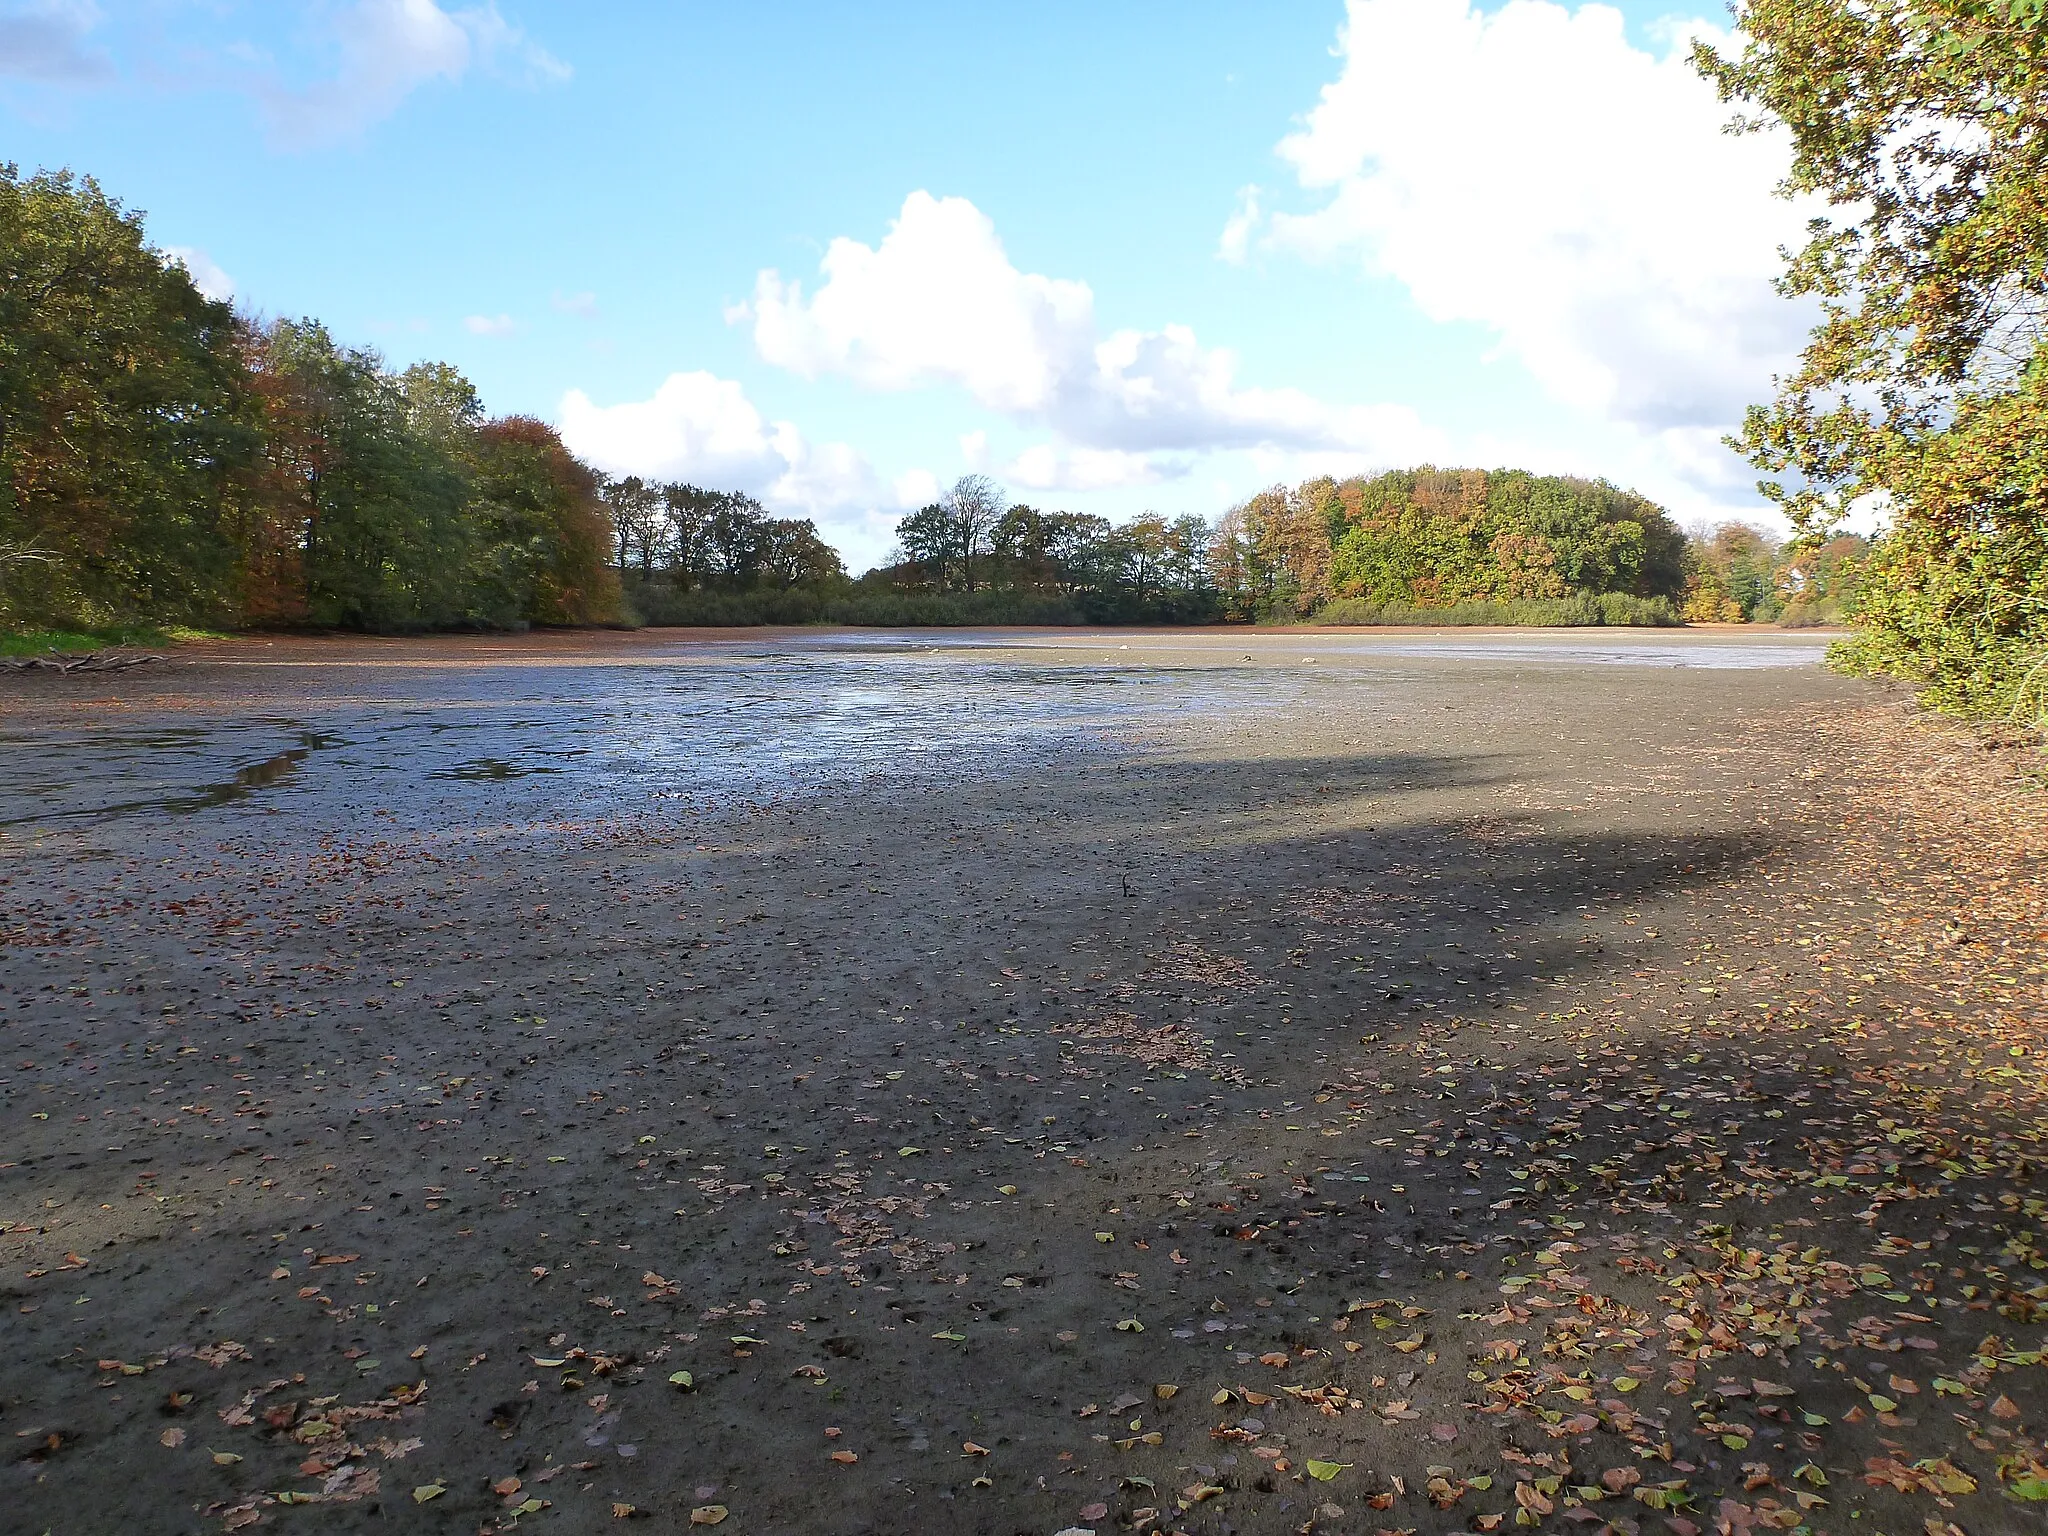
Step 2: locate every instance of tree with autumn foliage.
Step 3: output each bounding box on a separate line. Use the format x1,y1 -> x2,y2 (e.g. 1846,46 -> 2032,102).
1208,468 -> 1685,622
1696,0 -> 2048,722
0,165 -> 631,636
0,165 -> 251,629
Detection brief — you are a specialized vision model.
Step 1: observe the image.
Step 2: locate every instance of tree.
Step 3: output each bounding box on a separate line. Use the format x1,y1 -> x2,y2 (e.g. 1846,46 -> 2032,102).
0,166 -> 249,628
599,474 -> 664,572
760,517 -> 845,588
248,318 -> 472,631
470,417 -> 622,626
1695,1 -> 2048,717
941,473 -> 1007,592
895,503 -> 956,588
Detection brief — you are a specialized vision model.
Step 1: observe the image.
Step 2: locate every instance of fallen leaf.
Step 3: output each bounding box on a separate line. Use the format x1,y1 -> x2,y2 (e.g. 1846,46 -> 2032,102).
688,1506 -> 728,1526
413,1483 -> 446,1503
1307,1460 -> 1351,1481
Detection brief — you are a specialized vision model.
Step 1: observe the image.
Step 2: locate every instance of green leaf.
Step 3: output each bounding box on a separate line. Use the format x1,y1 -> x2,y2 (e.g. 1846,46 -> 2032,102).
668,1370 -> 694,1388
932,1330 -> 965,1341
1306,1459 -> 1351,1481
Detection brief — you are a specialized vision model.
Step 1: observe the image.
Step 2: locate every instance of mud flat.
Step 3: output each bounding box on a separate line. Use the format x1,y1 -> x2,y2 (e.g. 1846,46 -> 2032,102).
4,627 -> 2045,1535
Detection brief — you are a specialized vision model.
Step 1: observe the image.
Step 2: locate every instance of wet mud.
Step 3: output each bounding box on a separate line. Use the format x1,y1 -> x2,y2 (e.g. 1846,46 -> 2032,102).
3,627 -> 2044,1536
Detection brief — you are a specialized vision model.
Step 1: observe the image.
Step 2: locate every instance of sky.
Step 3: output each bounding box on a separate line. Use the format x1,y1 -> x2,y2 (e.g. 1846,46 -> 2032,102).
0,0 -> 1829,571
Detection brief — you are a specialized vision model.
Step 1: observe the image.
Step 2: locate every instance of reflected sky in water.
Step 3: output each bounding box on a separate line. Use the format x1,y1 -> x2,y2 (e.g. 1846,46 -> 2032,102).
0,628 -> 1829,834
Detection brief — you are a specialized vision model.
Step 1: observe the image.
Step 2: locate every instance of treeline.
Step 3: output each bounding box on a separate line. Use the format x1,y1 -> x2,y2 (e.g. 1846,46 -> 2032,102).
1682,523 -> 1867,627
1206,467 -> 1687,624
838,468 -> 1712,628
0,165 -> 627,632
589,467 -> 1855,632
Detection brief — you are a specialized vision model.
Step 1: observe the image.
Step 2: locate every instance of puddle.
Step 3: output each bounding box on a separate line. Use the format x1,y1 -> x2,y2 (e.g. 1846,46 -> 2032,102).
430,757 -> 562,781
0,730 -> 341,828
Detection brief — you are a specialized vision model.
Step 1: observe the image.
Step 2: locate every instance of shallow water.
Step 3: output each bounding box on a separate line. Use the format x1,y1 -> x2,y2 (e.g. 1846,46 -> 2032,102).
0,629 -> 1829,833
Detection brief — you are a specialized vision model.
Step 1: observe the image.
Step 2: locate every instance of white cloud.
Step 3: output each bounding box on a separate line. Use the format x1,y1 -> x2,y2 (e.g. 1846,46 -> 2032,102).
557,371 -> 924,570
1217,185 -> 1261,265
891,468 -> 941,509
740,190 -> 1439,471
263,0 -> 567,146
550,289 -> 598,319
556,372 -> 929,570
0,0 -> 111,82
162,245 -> 234,303
464,312 -> 515,336
1266,0 -> 1811,433
1005,444 -> 1178,493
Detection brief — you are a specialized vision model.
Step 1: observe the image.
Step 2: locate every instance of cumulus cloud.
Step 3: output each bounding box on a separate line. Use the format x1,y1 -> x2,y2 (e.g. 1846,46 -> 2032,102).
1216,185 -> 1260,266
559,372 -> 923,569
463,312 -> 515,336
573,373 -> 927,514
739,190 -> 1439,483
1265,0 -> 1811,432
263,0 -> 567,146
162,245 -> 234,303
0,0 -> 111,82
1005,444 -> 1178,493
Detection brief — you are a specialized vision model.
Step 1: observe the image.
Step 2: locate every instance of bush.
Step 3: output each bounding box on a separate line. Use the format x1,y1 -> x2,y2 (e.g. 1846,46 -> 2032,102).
1308,594 -> 1681,627
625,579 -> 1093,628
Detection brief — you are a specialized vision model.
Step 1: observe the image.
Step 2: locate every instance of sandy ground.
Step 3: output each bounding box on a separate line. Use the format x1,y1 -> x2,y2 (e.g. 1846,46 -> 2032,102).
2,627 -> 2045,1536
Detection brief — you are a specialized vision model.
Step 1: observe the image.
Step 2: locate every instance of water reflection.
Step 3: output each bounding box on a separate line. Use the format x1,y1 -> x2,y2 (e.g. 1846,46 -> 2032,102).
0,630 -> 1827,833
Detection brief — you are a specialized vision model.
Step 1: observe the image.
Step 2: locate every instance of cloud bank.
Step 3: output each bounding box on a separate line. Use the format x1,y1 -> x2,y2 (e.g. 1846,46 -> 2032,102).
1262,0 -> 1810,435
739,190 -> 1441,489
557,372 -> 910,567
0,0 -> 111,83
263,0 -> 568,147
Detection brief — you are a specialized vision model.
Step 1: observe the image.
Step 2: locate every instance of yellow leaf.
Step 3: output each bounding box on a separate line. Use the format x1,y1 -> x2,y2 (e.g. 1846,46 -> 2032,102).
414,1483 -> 446,1503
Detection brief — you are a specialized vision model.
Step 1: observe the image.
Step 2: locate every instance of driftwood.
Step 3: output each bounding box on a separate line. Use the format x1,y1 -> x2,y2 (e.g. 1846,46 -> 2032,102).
0,650 -> 167,675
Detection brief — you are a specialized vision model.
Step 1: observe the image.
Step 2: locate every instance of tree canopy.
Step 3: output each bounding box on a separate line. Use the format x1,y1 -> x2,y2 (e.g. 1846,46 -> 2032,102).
1697,0 -> 2048,720
0,165 -> 625,634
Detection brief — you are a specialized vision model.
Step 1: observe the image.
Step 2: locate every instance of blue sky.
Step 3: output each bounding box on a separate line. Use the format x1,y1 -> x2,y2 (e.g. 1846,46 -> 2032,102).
1,0 -> 1818,568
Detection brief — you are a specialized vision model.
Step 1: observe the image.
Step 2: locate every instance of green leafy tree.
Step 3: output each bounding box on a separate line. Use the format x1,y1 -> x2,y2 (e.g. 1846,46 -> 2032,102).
249,319 -> 471,630
1695,0 -> 2048,718
0,166 -> 249,628
469,417 -> 622,626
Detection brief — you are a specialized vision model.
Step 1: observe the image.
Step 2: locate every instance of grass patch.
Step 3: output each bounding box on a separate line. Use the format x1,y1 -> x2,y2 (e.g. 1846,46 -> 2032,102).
1309,593 -> 1682,628
0,624 -> 219,655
